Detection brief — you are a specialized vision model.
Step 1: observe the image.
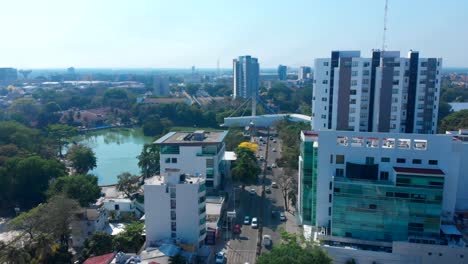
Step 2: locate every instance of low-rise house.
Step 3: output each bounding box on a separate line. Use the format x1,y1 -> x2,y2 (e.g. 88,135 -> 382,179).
70,205 -> 108,247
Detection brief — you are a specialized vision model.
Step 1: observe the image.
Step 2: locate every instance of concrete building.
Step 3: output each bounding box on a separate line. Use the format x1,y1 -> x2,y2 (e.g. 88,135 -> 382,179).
277,65 -> 287,80
153,76 -> 170,96
154,130 -> 228,189
298,66 -> 312,80
298,130 -> 468,249
233,55 -> 259,99
71,206 -> 108,247
312,50 -> 442,134
144,170 -> 207,250
0,68 -> 17,84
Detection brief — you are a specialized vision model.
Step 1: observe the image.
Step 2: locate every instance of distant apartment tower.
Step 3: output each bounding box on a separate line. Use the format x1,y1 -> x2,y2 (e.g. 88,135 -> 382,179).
298,130 -> 468,244
233,55 -> 259,99
0,68 -> 18,84
145,170 -> 206,249
153,76 -> 170,96
154,130 -> 228,189
298,66 -> 312,80
277,65 -> 287,80
312,50 -> 442,134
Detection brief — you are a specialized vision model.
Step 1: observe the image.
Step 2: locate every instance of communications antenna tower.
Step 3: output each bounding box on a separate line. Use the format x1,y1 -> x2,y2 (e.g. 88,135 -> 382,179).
382,0 -> 389,59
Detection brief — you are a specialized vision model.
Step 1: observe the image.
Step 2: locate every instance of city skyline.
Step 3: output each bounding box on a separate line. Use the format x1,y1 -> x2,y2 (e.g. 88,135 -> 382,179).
1,0 -> 467,68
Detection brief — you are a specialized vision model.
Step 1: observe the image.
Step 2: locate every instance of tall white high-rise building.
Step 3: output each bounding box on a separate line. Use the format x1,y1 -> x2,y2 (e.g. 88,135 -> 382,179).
312,50 -> 442,134
145,170 -> 207,249
233,55 -> 259,99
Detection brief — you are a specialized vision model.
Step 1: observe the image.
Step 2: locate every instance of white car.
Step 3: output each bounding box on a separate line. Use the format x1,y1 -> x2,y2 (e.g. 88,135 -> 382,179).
215,251 -> 225,264
280,212 -> 286,221
249,188 -> 256,195
272,163 -> 277,168
272,182 -> 278,188
251,217 -> 258,228
263,234 -> 272,247
272,148 -> 276,152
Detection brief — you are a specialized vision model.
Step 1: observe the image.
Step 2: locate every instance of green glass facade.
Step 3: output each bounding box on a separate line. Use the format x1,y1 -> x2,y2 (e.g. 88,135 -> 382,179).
301,141 -> 318,225
332,173 -> 443,242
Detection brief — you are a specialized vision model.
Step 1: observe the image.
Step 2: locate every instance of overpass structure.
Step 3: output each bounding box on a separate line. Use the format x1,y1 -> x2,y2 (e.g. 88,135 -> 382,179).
221,96 -> 311,128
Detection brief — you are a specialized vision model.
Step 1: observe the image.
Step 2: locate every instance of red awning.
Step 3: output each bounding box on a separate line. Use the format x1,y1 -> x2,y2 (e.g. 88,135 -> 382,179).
393,167 -> 444,175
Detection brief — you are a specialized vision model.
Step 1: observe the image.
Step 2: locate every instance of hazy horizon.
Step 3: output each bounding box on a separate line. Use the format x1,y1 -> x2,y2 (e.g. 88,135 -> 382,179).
1,0 -> 467,68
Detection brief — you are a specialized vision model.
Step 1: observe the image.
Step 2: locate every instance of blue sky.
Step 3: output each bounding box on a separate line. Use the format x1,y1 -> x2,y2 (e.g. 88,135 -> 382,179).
0,0 -> 466,68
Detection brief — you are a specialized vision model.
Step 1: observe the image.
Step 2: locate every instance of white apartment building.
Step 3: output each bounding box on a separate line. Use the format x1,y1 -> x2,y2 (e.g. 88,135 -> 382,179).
155,130 -> 228,189
145,170 -> 207,249
312,50 -> 442,134
298,130 -> 468,245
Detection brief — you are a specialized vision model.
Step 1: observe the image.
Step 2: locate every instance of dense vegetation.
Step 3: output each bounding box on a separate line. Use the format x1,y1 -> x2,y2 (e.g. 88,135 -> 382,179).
275,119 -> 309,170
439,110 -> 468,132
257,229 -> 332,264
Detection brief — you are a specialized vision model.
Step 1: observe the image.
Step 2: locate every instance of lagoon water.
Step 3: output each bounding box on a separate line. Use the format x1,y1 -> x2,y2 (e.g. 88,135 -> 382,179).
75,128 -> 153,186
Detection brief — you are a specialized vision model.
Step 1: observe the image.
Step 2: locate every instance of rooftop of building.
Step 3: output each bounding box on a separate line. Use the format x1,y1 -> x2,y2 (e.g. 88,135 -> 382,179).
393,167 -> 445,176
154,130 -> 228,145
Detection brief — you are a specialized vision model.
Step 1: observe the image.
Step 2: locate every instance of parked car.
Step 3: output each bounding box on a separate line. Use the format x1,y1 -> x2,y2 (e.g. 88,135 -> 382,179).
265,188 -> 271,194
272,182 -> 278,188
271,210 -> 277,218
272,163 -> 277,168
233,224 -> 241,234
251,217 -> 258,228
215,252 -> 226,264
280,212 -> 286,221
273,139 -> 277,143
263,235 -> 272,247
243,216 -> 250,225
250,188 -> 256,195
272,148 -> 276,152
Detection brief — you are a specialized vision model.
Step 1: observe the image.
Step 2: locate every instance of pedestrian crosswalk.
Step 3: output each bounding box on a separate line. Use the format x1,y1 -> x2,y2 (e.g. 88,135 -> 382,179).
226,249 -> 257,264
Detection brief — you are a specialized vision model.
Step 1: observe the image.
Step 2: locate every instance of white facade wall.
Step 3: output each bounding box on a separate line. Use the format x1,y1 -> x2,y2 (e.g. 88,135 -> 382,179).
145,177 -> 206,247
303,131 -> 465,228
160,145 -> 224,188
312,58 -> 332,130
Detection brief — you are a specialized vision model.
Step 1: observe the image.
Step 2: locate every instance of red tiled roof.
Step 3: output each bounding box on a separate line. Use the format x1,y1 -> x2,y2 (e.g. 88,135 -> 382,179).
83,253 -> 116,264
393,167 -> 445,175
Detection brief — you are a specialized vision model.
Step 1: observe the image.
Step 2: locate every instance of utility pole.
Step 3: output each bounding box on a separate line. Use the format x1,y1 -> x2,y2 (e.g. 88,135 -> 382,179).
256,127 -> 269,258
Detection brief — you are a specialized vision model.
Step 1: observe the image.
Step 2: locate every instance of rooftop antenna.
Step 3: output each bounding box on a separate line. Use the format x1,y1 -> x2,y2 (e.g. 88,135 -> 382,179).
381,0 -> 389,60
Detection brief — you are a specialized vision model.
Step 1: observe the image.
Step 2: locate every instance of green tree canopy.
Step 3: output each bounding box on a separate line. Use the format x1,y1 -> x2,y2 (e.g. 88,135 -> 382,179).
67,144 -> 97,174
47,124 -> 78,156
169,254 -> 187,264
232,146 -> 261,186
138,144 -> 160,178
0,155 -> 66,209
116,172 -> 140,198
439,109 -> 468,133
257,229 -> 332,264
47,174 -> 101,207
82,231 -> 114,259
5,195 -> 80,263
113,221 -> 145,253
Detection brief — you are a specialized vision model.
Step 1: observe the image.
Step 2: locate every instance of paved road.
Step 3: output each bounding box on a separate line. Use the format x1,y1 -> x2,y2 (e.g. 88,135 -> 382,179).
225,134 -> 298,263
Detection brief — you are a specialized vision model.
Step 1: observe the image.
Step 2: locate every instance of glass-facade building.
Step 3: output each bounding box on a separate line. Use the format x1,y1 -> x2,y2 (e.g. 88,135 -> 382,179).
298,130 -> 452,244
332,172 -> 443,242
300,140 -> 318,225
